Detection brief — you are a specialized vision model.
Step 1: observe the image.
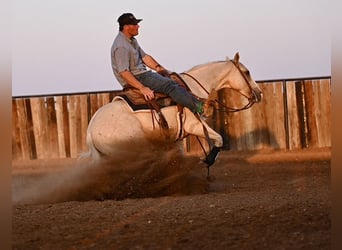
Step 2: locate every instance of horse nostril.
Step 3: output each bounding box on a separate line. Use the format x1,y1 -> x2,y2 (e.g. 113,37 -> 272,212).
253,91 -> 262,103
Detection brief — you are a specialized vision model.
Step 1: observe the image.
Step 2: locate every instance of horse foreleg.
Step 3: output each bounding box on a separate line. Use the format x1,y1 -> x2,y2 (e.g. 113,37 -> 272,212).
184,112 -> 223,168
183,110 -> 223,148
182,110 -> 223,166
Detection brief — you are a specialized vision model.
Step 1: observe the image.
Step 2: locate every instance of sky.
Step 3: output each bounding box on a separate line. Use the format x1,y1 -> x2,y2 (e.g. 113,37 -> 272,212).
12,0 -> 331,96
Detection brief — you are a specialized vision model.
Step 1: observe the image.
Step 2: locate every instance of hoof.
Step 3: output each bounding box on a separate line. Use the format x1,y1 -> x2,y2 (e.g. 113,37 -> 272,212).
203,146 -> 221,167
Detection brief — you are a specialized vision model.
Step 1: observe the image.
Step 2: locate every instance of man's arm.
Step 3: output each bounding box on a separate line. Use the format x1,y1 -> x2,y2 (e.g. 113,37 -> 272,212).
120,70 -> 155,100
142,55 -> 169,76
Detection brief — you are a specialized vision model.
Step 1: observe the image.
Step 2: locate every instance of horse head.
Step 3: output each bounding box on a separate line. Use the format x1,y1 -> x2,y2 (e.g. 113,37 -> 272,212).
183,52 -> 262,107
216,52 -> 262,104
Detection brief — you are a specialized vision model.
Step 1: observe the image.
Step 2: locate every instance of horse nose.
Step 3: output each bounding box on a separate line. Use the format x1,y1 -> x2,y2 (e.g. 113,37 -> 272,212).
253,90 -> 262,103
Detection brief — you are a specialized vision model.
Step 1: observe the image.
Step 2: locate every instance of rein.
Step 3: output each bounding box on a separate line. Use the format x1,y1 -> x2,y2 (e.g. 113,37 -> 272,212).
181,60 -> 256,113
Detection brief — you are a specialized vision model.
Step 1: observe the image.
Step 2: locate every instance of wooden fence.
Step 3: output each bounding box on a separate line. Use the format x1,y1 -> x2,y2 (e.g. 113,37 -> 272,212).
12,77 -> 331,160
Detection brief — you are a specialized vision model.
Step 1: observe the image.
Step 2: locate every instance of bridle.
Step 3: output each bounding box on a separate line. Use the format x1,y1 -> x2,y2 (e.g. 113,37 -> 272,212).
181,60 -> 259,113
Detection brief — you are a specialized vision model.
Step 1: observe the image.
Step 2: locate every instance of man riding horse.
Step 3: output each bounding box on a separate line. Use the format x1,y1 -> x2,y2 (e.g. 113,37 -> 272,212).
86,13 -> 262,171
111,13 -> 205,115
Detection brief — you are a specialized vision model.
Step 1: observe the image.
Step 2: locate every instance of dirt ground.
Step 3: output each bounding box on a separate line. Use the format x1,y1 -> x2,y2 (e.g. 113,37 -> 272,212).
12,147 -> 331,250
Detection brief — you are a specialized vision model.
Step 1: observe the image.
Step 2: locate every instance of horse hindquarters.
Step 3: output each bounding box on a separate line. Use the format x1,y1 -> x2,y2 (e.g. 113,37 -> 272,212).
86,101 -> 145,158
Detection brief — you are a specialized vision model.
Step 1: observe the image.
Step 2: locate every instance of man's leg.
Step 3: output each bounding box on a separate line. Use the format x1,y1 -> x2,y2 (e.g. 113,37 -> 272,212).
135,71 -> 203,114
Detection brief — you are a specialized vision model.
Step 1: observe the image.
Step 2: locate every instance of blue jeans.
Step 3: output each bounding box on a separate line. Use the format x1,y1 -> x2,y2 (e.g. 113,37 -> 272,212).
135,71 -> 201,113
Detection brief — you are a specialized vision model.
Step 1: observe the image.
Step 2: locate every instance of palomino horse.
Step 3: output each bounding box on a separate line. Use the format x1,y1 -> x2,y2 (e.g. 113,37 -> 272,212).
85,53 -> 262,167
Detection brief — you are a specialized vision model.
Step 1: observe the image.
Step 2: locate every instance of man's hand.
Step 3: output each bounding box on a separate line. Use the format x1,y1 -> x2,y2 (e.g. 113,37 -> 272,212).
119,70 -> 155,100
140,86 -> 155,101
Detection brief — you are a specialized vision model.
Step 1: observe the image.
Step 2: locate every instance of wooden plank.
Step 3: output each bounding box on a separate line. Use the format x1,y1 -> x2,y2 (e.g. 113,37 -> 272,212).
55,96 -> 67,158
46,97 -> 59,158
97,93 -> 104,107
305,79 -> 331,148
225,89 -> 246,150
30,97 -> 49,159
68,95 -> 79,158
295,81 -> 307,148
262,82 -> 286,149
247,82 -> 270,150
24,98 -> 37,159
286,81 -> 301,149
75,96 -> 83,155
318,79 -> 331,147
241,105 -> 254,150
256,82 -> 273,149
67,94 -> 87,157
89,93 -> 99,118
274,83 -> 287,149
14,98 -> 37,160
63,96 -> 71,157
86,94 -> 91,123
12,99 -> 22,160
14,99 -> 26,160
247,84 -> 270,151
98,93 -> 110,106
80,94 -> 89,152
303,80 -> 319,147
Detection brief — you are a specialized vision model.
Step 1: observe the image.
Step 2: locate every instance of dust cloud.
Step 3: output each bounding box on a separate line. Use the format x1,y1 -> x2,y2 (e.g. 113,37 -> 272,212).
12,138 -> 209,205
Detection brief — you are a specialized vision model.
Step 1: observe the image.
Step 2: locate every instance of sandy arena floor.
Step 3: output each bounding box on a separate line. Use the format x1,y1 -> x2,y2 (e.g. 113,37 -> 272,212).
12,147 -> 331,249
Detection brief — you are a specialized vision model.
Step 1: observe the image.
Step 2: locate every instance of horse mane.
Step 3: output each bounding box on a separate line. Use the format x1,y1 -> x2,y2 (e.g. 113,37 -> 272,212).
185,60 -> 229,73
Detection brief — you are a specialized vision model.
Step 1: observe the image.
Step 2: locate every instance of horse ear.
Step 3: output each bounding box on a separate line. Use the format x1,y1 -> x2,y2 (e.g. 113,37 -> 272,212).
234,52 -> 240,63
